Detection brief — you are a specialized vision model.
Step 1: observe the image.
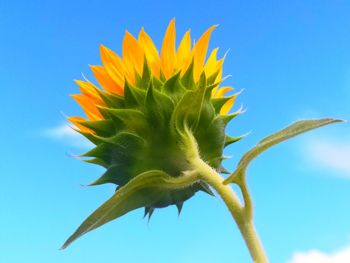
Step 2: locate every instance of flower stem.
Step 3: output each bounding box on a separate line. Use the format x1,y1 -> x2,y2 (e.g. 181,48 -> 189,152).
192,157 -> 269,263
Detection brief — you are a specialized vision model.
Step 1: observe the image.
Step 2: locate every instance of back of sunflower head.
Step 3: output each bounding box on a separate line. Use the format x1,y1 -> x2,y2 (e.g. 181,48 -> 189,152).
68,19 -> 241,221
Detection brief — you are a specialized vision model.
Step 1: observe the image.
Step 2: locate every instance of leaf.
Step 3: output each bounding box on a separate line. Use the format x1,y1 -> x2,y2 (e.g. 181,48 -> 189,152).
61,170 -> 199,249
223,118 -> 343,184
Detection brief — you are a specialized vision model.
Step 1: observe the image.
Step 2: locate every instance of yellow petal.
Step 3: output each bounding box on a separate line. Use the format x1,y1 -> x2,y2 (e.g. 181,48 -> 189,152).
100,45 -> 126,87
204,48 -> 219,77
90,65 -> 123,95
71,94 -> 102,121
215,58 -> 224,76
192,25 -> 217,81
220,97 -> 236,115
138,28 -> 161,77
212,55 -> 226,82
176,30 -> 191,72
214,86 -> 233,98
123,31 -> 144,81
161,19 -> 177,78
74,80 -> 104,104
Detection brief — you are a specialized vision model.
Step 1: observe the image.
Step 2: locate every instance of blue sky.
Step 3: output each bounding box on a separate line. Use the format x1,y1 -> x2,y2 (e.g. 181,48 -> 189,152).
1,0 -> 350,262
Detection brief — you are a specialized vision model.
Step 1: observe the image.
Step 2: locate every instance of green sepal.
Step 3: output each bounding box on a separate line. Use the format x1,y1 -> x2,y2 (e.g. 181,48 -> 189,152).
175,202 -> 183,215
105,108 -> 147,135
96,107 -> 125,131
197,72 -> 207,90
124,81 -> 146,108
94,88 -> 125,109
92,131 -> 145,148
197,90 -> 216,129
82,143 -> 115,161
181,61 -> 195,89
220,107 -> 242,125
204,82 -> 219,101
224,118 -> 343,184
198,181 -> 215,196
224,134 -> 244,147
137,58 -> 152,90
147,208 -> 154,221
82,132 -> 144,165
151,76 -> 164,90
145,84 -> 174,127
74,130 -> 104,145
88,164 -> 128,186
143,206 -> 152,218
194,116 -> 226,167
134,72 -> 142,88
143,207 -> 154,220
151,182 -> 201,208
159,70 -> 167,82
96,132 -> 145,148
217,164 -> 231,174
172,87 -> 206,133
78,120 -> 115,137
84,158 -> 108,168
161,72 -> 187,103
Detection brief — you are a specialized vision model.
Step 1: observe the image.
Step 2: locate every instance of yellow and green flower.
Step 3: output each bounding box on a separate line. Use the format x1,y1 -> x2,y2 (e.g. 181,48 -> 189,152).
62,20 -> 341,263
68,19 -> 241,217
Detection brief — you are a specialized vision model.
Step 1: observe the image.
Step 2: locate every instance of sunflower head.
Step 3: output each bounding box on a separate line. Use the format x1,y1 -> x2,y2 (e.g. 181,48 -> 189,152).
69,19 -> 242,217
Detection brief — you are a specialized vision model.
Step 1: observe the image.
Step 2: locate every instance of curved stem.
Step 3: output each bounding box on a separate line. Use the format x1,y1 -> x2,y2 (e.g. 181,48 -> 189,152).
192,157 -> 269,263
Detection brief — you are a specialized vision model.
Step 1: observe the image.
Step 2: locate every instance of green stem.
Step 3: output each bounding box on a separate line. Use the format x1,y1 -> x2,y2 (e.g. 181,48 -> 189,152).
192,157 -> 269,263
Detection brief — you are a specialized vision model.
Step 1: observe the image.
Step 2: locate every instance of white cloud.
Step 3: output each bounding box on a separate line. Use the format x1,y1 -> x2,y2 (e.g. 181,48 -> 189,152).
42,124 -> 93,149
305,138 -> 350,178
288,245 -> 350,263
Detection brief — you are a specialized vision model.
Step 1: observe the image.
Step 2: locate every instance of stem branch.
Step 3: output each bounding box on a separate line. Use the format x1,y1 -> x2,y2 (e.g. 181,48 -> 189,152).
192,157 -> 268,263
239,178 -> 253,220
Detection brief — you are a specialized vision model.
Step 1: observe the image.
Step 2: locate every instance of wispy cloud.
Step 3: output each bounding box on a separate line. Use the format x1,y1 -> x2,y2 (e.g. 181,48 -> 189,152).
288,245 -> 350,263
304,137 -> 350,178
42,124 -> 93,149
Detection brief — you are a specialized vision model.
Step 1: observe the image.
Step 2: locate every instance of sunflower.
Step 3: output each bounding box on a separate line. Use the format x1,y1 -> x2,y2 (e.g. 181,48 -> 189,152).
63,19 -> 242,248
60,20 -> 344,263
